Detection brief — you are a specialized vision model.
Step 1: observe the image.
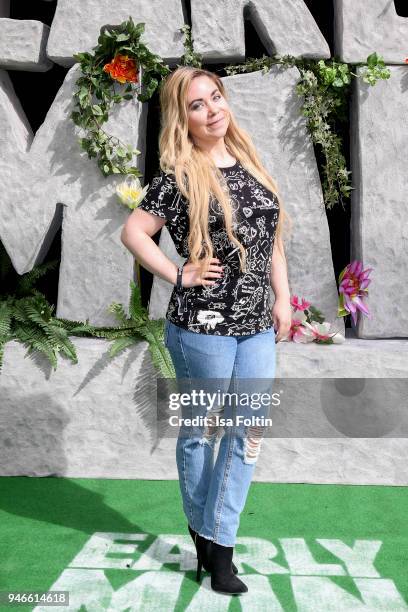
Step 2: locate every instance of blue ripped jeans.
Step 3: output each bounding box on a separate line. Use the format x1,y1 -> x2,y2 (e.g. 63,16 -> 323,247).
164,319 -> 277,547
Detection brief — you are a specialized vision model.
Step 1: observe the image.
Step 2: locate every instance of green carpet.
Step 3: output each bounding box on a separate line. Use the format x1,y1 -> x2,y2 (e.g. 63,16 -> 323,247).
1,477 -> 407,611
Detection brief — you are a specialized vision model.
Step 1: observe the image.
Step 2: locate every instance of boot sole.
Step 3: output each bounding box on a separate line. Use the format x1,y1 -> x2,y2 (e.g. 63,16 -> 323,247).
211,587 -> 248,595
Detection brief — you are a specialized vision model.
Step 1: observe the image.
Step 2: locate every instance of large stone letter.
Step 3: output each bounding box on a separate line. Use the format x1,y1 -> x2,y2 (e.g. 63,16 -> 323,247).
334,0 -> 408,64
350,65 -> 408,338
0,18 -> 53,71
46,0 -> 185,67
0,65 -> 145,325
191,0 -> 330,63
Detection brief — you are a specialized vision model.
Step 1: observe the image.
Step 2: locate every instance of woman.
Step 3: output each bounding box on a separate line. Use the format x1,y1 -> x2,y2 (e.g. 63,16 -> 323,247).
121,66 -> 292,595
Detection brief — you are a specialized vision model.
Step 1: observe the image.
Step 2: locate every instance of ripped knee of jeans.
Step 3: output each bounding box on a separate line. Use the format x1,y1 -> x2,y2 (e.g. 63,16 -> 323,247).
243,425 -> 265,464
199,406 -> 224,447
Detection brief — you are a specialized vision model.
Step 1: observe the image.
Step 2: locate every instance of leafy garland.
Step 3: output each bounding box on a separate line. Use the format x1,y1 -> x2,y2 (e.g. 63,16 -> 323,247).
71,17 -> 170,177
71,18 -> 205,178
0,20 -> 391,378
223,52 -> 390,210
71,16 -> 390,210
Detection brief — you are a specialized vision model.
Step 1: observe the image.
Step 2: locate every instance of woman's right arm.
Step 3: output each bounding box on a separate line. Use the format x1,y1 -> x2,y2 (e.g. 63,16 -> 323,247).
121,209 -> 178,285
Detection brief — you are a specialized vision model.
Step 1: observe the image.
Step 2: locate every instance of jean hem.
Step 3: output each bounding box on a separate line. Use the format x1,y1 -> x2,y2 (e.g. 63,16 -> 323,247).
197,531 -> 235,547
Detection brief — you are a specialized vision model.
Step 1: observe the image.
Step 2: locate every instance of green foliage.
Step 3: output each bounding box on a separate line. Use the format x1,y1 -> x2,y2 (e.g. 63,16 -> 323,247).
0,245 -> 175,379
290,55 -> 354,210
178,24 -> 203,68
71,16 -> 170,177
66,281 -> 176,379
224,52 -> 390,210
224,55 -> 276,76
0,243 -> 78,371
355,52 -> 391,86
72,16 -> 390,211
305,305 -> 325,324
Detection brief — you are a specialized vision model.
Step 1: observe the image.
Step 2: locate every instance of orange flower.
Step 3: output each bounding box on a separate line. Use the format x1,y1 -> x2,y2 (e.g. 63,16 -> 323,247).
103,54 -> 138,84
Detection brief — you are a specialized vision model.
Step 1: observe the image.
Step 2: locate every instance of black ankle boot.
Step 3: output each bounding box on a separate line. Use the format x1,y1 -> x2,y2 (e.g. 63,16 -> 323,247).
187,524 -> 238,574
209,541 -> 248,594
195,533 -> 212,582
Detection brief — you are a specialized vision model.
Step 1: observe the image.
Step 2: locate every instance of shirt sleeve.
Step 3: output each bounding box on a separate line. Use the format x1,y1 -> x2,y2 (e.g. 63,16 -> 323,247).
137,170 -> 180,225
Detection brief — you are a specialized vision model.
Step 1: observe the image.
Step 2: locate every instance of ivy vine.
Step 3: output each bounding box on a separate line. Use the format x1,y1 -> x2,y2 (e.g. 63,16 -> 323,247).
71,15 -> 391,211
71,16 -> 170,177
178,24 -> 203,68
223,52 -> 390,210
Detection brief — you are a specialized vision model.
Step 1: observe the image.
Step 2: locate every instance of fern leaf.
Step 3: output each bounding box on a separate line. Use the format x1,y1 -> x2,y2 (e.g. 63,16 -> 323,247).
42,323 -> 78,363
107,302 -> 131,327
108,336 -> 137,358
129,281 -> 149,324
15,259 -> 59,295
142,318 -> 175,378
0,300 -> 13,337
55,316 -> 137,339
54,316 -> 92,330
84,327 -> 139,340
23,299 -> 54,328
14,323 -> 58,370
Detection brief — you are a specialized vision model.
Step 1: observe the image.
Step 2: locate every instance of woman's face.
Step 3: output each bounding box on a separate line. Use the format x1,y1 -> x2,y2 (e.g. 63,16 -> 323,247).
186,75 -> 230,144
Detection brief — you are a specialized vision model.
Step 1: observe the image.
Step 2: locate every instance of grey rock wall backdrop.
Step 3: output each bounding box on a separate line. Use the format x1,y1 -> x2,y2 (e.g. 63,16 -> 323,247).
350,65 -> 408,338
334,0 -> 408,64
190,0 -> 330,62
0,19 -> 52,70
0,1 -> 408,482
46,0 -> 186,68
1,335 -> 408,483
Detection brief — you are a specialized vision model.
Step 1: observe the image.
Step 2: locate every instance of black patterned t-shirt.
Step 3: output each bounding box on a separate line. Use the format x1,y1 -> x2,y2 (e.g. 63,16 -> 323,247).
137,160 -> 279,336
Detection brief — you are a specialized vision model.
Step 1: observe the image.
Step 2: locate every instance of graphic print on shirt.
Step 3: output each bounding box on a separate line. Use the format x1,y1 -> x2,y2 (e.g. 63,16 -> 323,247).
137,161 -> 280,336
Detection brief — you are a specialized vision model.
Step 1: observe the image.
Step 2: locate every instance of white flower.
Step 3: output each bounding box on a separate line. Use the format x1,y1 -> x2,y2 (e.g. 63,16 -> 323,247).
116,175 -> 149,209
302,320 -> 345,344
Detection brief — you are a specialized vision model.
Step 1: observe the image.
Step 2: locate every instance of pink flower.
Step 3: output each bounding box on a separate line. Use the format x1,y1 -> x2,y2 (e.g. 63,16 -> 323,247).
303,321 -> 345,344
290,322 -> 313,342
287,311 -> 313,342
290,295 -> 311,311
285,308 -> 346,345
337,260 -> 373,326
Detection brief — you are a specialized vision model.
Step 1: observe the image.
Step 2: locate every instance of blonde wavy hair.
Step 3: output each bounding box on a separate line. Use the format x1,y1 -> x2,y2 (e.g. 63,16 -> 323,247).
157,66 -> 292,277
